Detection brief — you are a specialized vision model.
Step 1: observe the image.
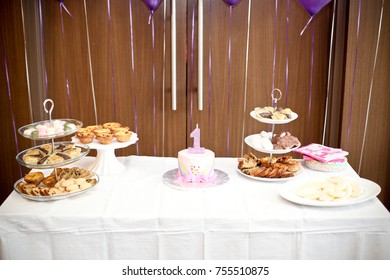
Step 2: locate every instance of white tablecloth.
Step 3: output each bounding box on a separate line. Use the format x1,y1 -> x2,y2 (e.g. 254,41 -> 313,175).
1,156 -> 389,260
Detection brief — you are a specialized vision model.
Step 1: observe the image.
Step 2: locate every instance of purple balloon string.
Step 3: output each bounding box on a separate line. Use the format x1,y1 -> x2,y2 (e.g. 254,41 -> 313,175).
272,0 -> 278,97
3,51 -> 22,178
108,0 -> 117,121
226,6 -> 233,156
208,0 -> 212,132
346,0 -> 362,151
151,12 -> 157,156
39,0 -> 48,100
129,0 -> 139,154
306,24 -> 315,145
285,0 -> 290,107
189,4 -> 195,133
59,2 -> 73,118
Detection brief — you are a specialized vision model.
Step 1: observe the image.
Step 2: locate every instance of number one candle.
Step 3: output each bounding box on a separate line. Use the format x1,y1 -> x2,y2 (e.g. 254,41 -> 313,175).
189,124 -> 205,154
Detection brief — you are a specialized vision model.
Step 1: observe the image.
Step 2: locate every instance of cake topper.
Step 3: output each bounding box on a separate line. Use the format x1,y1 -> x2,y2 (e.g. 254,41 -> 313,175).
188,124 -> 205,154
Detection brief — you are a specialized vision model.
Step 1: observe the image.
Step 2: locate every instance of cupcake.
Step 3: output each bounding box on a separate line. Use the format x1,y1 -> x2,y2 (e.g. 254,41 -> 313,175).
96,133 -> 114,144
115,130 -> 132,142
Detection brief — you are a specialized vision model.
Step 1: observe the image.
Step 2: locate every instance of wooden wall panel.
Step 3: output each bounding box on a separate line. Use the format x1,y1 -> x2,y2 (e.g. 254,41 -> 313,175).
0,0 -> 31,204
341,0 -> 390,208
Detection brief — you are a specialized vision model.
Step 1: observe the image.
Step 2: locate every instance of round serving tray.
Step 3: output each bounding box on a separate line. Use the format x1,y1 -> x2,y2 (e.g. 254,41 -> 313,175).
18,119 -> 82,140
244,134 -> 301,154
250,110 -> 298,125
14,171 -> 99,202
16,141 -> 90,169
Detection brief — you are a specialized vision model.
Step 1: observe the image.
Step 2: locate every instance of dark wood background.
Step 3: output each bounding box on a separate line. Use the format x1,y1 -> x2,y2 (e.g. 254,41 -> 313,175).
0,0 -> 389,210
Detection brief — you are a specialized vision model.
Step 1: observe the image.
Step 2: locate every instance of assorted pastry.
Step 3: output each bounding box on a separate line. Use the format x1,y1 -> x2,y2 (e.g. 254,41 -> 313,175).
238,153 -> 301,179
254,106 -> 295,120
295,176 -> 364,201
251,131 -> 301,151
22,120 -> 78,138
21,143 -> 87,166
76,122 -> 132,144
16,167 -> 97,197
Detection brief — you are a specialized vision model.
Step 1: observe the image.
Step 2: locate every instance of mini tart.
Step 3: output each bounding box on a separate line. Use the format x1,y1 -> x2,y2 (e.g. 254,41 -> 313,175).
86,125 -> 102,131
103,122 -> 121,131
24,172 -> 44,185
76,131 -> 95,144
77,127 -> 92,134
115,130 -> 132,142
96,133 -> 114,144
94,128 -> 111,135
111,126 -> 129,133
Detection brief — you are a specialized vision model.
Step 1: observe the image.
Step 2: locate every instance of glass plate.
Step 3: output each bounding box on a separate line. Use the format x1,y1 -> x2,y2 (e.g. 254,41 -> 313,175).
250,110 -> 298,124
278,177 -> 381,206
16,141 -> 90,169
162,169 -> 229,190
18,119 -> 82,140
244,134 -> 301,154
237,166 -> 303,182
14,171 -> 99,201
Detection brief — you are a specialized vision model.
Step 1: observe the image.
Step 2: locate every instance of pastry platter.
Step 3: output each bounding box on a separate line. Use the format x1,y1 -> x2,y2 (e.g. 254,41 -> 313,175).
250,110 -> 298,125
16,141 -> 90,169
237,166 -> 303,182
14,171 -> 99,202
278,177 -> 381,207
244,134 -> 301,154
18,119 -> 82,140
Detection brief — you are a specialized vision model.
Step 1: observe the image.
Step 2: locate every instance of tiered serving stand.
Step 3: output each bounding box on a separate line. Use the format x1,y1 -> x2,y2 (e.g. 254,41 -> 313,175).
240,89 -> 302,182
14,99 -> 99,201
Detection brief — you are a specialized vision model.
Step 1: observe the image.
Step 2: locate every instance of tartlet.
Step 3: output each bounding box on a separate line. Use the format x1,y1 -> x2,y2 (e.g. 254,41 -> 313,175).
103,122 -> 121,131
96,133 -> 114,144
115,130 -> 132,142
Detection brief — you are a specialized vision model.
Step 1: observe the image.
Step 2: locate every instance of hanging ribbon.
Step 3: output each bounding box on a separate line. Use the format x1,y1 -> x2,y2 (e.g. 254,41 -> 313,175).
226,6 -> 233,156
284,0 -> 290,108
189,4 -> 195,133
346,0 -> 362,150
305,24 -> 315,145
57,0 -> 73,118
39,0 -> 48,100
161,0 -> 166,157
208,0 -> 212,132
3,51 -> 22,178
129,0 -> 139,154
83,0 -> 98,124
240,0 -> 252,157
150,11 -> 157,155
358,0 -> 384,174
107,0 -> 117,121
272,0 -> 278,100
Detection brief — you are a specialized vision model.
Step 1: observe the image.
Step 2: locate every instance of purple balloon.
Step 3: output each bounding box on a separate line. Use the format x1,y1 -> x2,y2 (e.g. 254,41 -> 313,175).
142,0 -> 162,11
297,0 -> 332,16
223,0 -> 241,7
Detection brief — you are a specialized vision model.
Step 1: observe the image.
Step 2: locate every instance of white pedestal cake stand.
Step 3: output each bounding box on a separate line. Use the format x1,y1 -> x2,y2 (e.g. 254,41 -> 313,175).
72,133 -> 138,176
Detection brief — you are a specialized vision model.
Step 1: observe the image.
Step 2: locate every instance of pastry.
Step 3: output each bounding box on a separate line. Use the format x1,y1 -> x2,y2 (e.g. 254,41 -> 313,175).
93,128 -> 111,135
76,131 -> 95,144
42,174 -> 57,188
24,172 -> 44,185
115,130 -> 132,142
96,133 -> 114,144
103,122 -> 121,131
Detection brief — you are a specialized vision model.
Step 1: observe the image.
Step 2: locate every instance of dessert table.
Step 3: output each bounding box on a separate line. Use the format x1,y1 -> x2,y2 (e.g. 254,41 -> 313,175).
1,156 -> 389,260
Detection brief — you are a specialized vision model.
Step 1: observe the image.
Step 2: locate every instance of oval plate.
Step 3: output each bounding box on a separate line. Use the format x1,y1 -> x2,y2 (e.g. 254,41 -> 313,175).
14,171 -> 99,201
237,167 -> 303,182
244,134 -> 301,154
16,141 -> 90,169
278,177 -> 381,207
250,110 -> 298,124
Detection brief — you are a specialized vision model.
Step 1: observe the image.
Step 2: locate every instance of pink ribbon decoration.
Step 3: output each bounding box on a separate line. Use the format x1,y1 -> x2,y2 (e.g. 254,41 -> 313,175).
189,3 -> 195,133
226,5 -> 233,156
129,0 -> 139,154
285,0 -> 290,107
305,24 -> 315,145
208,0 -> 213,132
3,51 -> 22,177
107,0 -> 117,121
58,0 -> 73,118
39,0 -> 48,100
346,0 -> 362,150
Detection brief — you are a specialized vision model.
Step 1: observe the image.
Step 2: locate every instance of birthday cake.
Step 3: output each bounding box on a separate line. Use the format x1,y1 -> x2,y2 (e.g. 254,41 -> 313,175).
177,149 -> 215,183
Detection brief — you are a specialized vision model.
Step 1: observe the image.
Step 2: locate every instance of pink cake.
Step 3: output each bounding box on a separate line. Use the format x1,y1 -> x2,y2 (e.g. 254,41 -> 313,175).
176,149 -> 216,183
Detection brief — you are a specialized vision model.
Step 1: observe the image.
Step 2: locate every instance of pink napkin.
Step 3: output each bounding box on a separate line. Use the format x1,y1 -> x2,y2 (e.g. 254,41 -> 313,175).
295,144 -> 348,163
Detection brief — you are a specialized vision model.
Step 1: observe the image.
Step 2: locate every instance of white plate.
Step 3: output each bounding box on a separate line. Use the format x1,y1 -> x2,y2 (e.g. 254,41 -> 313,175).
72,132 -> 138,150
278,177 -> 381,206
237,167 -> 303,182
250,110 -> 298,124
18,119 -> 82,140
163,169 -> 229,190
244,134 -> 301,154
14,171 -> 99,202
